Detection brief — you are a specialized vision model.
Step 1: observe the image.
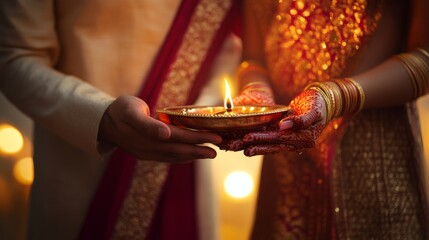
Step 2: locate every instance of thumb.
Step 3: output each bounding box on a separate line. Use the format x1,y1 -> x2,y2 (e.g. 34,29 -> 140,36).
279,109 -> 320,130
132,111 -> 172,140
117,96 -> 172,140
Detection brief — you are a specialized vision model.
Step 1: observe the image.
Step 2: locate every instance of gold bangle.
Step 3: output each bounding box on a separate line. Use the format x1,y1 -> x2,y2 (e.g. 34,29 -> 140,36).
412,50 -> 429,95
325,81 -> 343,118
308,86 -> 334,122
236,61 -> 269,82
395,49 -> 429,98
416,48 -> 429,60
345,78 -> 365,113
334,80 -> 350,115
241,82 -> 274,96
395,54 -> 419,98
332,78 -> 364,115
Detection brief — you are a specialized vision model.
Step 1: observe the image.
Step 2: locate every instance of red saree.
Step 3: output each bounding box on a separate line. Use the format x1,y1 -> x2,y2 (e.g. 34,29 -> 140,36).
78,0 -> 239,239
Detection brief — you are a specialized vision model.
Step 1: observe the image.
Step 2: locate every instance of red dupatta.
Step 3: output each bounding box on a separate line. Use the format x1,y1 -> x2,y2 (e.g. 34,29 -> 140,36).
79,0 -> 239,239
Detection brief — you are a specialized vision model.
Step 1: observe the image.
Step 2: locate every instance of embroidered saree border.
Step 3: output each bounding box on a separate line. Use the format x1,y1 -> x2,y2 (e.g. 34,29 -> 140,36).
111,1 -> 234,239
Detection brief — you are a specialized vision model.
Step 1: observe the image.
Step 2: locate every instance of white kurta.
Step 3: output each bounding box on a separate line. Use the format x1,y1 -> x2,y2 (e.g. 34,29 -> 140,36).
0,0 -> 241,239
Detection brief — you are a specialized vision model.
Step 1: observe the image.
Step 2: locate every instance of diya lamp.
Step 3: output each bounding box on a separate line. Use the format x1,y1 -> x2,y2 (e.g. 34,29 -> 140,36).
157,78 -> 290,136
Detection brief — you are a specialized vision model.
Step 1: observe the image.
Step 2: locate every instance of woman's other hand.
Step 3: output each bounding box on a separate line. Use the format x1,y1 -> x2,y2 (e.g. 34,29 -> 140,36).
219,89 -> 328,156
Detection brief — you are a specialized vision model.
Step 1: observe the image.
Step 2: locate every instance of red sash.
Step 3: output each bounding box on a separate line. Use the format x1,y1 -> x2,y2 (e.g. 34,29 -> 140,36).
79,1 -> 240,239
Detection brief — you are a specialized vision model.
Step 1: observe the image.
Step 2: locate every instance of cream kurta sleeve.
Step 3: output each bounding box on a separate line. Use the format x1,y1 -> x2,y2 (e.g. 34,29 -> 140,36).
0,0 -> 114,156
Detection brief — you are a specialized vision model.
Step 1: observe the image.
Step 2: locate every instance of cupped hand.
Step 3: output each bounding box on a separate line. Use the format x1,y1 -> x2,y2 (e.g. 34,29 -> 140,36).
219,89 -> 328,156
98,96 -> 222,162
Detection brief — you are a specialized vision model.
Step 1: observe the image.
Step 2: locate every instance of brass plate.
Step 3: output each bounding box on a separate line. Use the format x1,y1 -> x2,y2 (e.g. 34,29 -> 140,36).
157,105 -> 290,131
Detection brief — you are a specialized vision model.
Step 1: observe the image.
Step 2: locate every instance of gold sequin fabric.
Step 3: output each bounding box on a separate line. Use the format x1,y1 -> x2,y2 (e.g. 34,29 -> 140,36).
111,0 -> 233,239
265,0 -> 381,98
254,0 -> 382,238
250,0 -> 429,239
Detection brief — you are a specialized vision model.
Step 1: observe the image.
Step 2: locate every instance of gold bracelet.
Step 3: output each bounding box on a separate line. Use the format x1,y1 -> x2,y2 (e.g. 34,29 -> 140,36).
395,54 -> 419,98
312,82 -> 337,119
345,78 -> 365,113
242,82 -> 273,94
307,86 -> 334,122
332,78 -> 365,115
416,48 -> 429,60
325,81 -> 343,117
412,50 -> 429,95
395,49 -> 429,98
236,60 -> 269,82
333,80 -> 350,115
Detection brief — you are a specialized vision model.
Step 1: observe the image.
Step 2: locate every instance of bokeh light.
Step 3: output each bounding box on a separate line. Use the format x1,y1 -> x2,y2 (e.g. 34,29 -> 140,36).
0,124 -> 24,154
13,157 -> 34,185
224,171 -> 253,199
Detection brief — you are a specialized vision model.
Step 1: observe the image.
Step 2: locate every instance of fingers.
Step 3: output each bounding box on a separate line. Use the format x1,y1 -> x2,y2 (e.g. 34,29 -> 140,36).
146,143 -> 218,162
279,109 -> 320,130
113,125 -> 218,162
169,125 -> 222,145
141,142 -> 218,162
124,106 -> 172,140
244,144 -> 297,157
218,139 -> 245,151
105,96 -> 222,163
243,130 -> 315,148
233,91 -> 275,106
108,96 -> 172,140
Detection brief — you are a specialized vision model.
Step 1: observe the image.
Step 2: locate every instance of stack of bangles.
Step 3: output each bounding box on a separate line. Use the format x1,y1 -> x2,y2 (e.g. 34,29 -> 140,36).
305,48 -> 429,123
236,60 -> 269,80
304,78 -> 365,123
236,60 -> 274,100
394,48 -> 429,98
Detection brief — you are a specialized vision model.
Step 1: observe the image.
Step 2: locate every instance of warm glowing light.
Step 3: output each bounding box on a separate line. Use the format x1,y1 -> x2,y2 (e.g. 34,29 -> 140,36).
0,124 -> 24,154
13,157 -> 34,185
224,78 -> 234,111
224,171 -> 253,199
0,176 -> 11,213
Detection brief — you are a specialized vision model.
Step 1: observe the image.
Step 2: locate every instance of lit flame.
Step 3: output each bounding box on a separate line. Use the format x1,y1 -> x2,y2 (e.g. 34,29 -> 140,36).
224,78 -> 234,111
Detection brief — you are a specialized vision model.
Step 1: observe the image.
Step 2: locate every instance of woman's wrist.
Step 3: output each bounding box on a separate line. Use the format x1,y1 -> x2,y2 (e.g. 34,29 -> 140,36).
304,78 -> 365,123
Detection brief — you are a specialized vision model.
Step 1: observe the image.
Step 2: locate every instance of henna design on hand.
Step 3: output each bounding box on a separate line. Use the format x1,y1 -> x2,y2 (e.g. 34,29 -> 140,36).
233,82 -> 275,106
233,90 -> 275,105
217,89 -> 327,156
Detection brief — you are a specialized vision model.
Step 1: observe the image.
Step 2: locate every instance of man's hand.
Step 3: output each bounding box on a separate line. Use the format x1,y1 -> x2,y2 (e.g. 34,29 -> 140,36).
98,96 -> 222,162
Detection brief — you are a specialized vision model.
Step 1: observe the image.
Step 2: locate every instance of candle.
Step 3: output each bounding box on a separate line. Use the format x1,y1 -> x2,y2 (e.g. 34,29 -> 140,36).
156,76 -> 290,131
224,78 -> 234,112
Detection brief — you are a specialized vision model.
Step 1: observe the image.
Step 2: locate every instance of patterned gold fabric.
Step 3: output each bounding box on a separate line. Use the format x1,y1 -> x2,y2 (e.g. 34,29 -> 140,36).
110,1 -> 233,239
250,0 -> 428,239
334,108 -> 427,239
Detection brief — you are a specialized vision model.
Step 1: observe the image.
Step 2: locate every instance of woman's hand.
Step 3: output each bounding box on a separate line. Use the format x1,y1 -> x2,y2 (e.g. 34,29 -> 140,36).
219,89 -> 328,156
98,96 -> 222,162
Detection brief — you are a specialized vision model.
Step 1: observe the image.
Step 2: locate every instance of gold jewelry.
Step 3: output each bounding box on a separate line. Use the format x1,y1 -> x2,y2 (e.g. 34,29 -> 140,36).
344,78 -> 365,113
307,86 -> 334,122
241,82 -> 274,96
236,60 -> 269,82
304,78 -> 366,124
325,81 -> 343,117
416,48 -> 429,60
395,48 -> 429,98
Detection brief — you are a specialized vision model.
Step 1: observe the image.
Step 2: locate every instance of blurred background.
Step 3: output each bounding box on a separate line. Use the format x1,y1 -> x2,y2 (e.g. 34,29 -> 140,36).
1,91 -> 428,240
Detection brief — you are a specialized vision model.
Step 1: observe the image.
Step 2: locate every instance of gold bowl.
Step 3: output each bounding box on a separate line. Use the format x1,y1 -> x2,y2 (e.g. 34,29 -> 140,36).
157,105 -> 290,131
